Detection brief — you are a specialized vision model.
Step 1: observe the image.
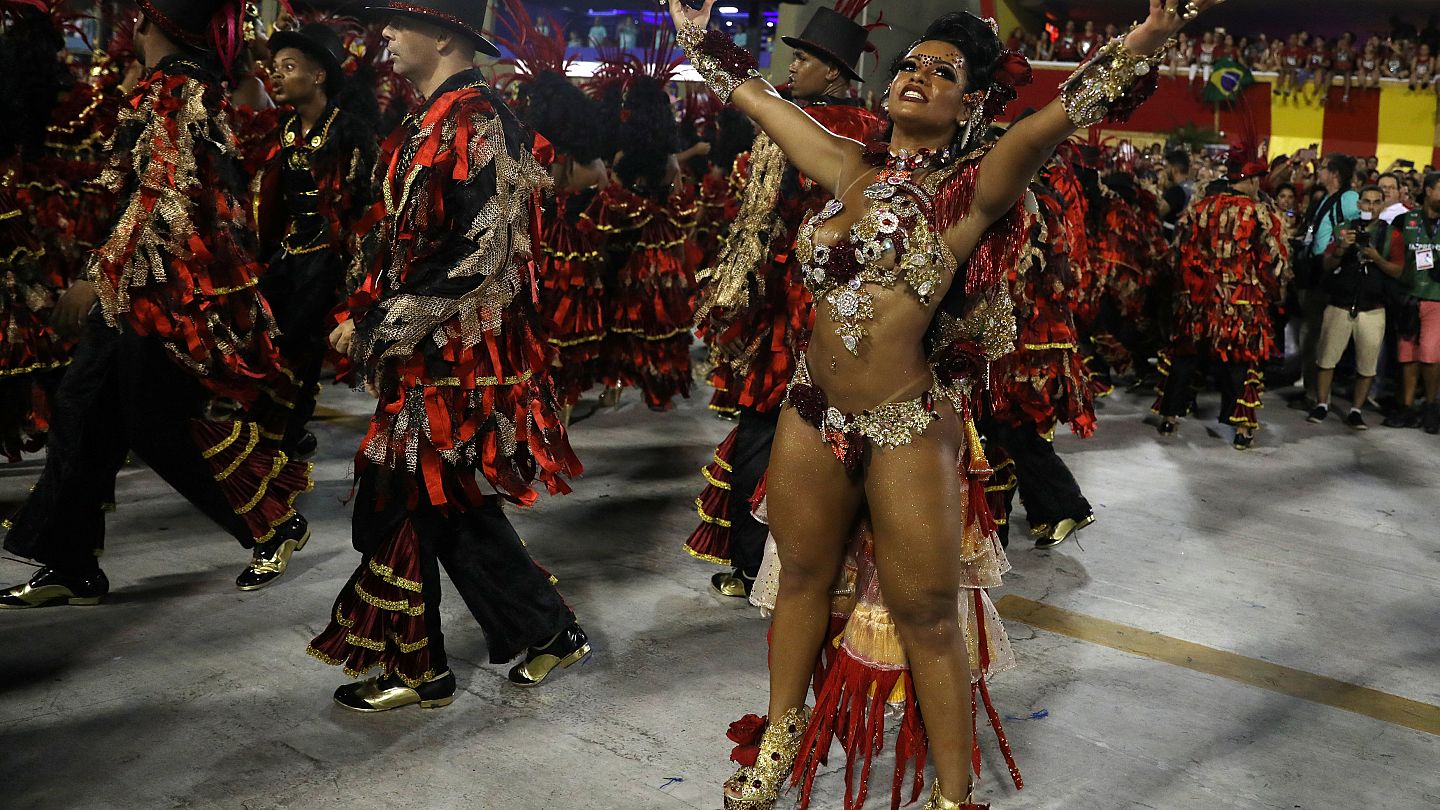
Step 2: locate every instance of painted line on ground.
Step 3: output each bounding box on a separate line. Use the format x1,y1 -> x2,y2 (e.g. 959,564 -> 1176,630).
995,595 -> 1440,736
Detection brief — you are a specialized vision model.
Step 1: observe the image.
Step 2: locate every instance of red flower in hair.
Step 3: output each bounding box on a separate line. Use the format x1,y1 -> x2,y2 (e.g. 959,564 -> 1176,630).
727,714 -> 766,767
993,50 -> 1033,89
981,50 -> 1031,118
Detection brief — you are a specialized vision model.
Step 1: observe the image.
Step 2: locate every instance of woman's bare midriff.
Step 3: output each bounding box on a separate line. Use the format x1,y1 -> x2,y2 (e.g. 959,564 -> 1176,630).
804,281 -> 940,412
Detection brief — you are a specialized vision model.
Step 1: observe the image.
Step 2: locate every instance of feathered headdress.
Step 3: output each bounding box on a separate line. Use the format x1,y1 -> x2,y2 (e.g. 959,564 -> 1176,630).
489,0 -> 574,88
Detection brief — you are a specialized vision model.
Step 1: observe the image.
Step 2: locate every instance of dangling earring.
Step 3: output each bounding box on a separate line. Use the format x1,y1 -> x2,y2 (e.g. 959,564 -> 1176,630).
958,88 -> 991,153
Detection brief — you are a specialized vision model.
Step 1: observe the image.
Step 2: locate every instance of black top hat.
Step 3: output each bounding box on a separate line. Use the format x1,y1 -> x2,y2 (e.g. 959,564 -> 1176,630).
136,0 -> 238,50
780,7 -> 869,83
270,23 -> 349,96
363,1 -> 501,58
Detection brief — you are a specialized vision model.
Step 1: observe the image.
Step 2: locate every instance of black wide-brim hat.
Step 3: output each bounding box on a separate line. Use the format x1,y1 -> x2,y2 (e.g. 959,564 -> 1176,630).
270,23 -> 349,95
780,6 -> 868,83
136,0 -> 237,50
363,1 -> 500,58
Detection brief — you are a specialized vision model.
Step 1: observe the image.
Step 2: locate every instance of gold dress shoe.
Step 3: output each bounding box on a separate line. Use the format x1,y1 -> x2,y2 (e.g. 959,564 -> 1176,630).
333,670 -> 456,712
1027,522 -> 1052,539
711,569 -> 753,598
236,515 -> 310,591
1035,513 -> 1095,549
0,567 -> 109,609
508,623 -> 591,687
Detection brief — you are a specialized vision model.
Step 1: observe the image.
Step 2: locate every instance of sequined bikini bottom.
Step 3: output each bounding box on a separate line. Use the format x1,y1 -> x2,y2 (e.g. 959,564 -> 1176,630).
782,355 -> 942,472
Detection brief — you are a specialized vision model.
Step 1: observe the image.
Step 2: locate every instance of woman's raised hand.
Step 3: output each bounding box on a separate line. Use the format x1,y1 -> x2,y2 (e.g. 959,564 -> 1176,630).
666,0 -> 715,32
1128,0 -> 1228,53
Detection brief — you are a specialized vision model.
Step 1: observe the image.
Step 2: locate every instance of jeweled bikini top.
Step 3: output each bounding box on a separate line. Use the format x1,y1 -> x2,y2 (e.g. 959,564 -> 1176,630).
795,146 -> 960,355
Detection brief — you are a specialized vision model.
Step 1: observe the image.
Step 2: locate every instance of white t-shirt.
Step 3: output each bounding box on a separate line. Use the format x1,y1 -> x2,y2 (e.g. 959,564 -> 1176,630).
1380,201 -> 1411,225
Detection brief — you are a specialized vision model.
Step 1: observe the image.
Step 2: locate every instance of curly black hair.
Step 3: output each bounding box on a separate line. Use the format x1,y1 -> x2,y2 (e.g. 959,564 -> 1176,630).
710,105 -> 754,177
613,76 -> 678,193
888,12 -> 1002,95
0,9 -> 69,159
519,71 -> 604,164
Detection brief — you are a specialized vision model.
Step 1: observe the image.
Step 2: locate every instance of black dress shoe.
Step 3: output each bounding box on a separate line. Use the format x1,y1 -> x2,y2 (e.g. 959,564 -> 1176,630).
333,670 -> 457,712
1232,431 -> 1255,451
236,514 -> 310,591
289,431 -> 318,459
0,566 -> 109,609
1157,420 -> 1177,436
508,623 -> 591,687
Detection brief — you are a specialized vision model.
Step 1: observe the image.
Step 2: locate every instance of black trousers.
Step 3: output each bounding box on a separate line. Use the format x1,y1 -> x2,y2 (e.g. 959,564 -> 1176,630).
354,468 -> 575,668
983,420 -> 1091,530
3,316 -> 253,571
728,407 -> 777,578
261,249 -> 346,448
1159,351 -> 1248,424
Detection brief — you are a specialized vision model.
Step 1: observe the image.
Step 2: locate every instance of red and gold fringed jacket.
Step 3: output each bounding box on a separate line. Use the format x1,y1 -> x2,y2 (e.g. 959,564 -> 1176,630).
989,176 -> 1098,438
1167,190 -> 1290,365
88,55 -> 312,545
344,69 -> 581,510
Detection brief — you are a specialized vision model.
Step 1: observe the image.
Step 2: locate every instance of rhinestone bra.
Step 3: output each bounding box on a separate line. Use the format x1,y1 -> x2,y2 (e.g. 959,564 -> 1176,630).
794,156 -> 957,355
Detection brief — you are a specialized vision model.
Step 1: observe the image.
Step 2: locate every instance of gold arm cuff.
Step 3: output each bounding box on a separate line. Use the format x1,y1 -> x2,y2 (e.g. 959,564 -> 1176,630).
677,23 -> 762,104
1060,32 -> 1173,128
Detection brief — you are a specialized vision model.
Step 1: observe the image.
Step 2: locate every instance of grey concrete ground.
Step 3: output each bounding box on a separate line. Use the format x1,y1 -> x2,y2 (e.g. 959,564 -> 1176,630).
2,377 -> 1438,810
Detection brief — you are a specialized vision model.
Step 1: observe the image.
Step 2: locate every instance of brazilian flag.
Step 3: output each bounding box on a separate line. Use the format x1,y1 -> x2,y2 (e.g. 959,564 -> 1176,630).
1204,58 -> 1255,103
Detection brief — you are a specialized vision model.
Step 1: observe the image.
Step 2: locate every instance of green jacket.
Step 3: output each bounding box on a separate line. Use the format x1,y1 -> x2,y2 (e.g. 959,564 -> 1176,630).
1398,210 -> 1440,302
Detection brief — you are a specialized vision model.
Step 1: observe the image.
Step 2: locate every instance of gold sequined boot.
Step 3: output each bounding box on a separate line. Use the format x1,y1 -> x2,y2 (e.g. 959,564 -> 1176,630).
923,779 -> 986,810
722,706 -> 810,810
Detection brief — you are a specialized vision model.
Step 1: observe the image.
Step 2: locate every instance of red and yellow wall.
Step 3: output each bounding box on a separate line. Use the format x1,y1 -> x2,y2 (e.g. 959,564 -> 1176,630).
978,0 -> 1438,166
998,64 -> 1439,168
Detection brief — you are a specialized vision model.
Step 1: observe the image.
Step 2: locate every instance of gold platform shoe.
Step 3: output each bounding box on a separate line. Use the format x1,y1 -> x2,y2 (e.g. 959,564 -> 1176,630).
723,706 -> 810,810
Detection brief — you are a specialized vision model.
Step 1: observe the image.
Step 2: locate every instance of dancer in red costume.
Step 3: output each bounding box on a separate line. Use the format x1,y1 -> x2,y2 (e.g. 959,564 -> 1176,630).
252,20 -> 379,457
1,0 -> 314,608
587,33 -> 699,410
307,0 -> 589,711
1155,157 -> 1290,450
686,3 -> 882,598
1089,167 -> 1168,380
0,0 -> 80,462
983,155 -> 1099,551
667,0 -> 1226,807
492,0 -> 610,420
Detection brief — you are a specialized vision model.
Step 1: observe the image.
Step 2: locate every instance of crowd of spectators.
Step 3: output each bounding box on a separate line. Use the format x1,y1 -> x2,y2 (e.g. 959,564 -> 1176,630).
1115,142 -> 1439,432
1006,13 -> 1440,102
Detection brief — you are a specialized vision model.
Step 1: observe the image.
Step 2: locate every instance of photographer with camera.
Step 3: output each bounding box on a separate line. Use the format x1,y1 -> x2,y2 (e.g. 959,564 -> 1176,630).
1308,186 -> 1405,428
1383,172 -> 1440,432
1295,154 -> 1361,408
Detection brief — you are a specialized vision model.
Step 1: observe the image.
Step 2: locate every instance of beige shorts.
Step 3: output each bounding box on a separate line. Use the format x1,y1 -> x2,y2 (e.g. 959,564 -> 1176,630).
1316,305 -> 1385,377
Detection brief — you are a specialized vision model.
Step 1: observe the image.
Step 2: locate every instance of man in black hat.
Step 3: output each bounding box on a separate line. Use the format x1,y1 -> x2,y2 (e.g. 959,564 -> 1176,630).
306,1 -> 590,712
254,22 -> 379,458
0,0 -> 314,608
687,4 -> 882,598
